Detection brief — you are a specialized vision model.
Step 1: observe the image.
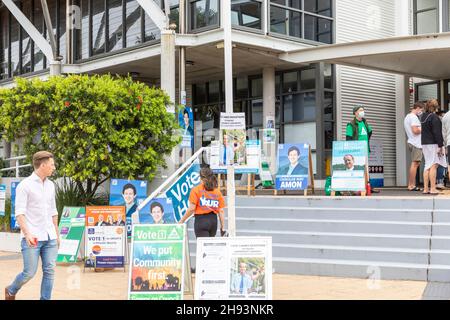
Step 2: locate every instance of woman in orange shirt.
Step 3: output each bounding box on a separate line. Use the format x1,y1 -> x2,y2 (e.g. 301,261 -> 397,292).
178,167 -> 226,237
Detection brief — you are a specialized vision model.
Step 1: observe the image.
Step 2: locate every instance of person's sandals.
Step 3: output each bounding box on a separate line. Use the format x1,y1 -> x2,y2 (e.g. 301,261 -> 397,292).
408,186 -> 421,191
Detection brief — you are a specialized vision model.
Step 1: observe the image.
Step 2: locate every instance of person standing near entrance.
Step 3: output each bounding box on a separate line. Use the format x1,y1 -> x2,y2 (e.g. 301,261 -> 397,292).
420,99 -> 446,195
346,105 -> 378,193
5,151 -> 59,300
404,101 -> 424,191
178,167 -> 226,237
442,107 -> 450,185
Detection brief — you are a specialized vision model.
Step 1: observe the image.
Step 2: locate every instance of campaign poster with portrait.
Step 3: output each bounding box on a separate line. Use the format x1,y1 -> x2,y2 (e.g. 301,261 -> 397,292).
194,237 -> 272,300
0,184 -> 5,216
211,140 -> 261,174
276,143 -> 310,190
10,181 -> 20,230
57,207 -> 86,263
139,197 -> 176,224
128,224 -> 185,300
331,140 -> 368,191
85,206 -> 126,268
179,107 -> 194,149
109,179 -> 148,238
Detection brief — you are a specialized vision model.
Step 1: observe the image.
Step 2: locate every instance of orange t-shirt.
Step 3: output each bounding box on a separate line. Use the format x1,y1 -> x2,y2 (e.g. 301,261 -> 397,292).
189,183 -> 225,215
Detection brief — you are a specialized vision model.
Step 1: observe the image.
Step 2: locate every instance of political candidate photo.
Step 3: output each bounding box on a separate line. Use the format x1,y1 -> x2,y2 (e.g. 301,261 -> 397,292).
276,143 -> 309,190
139,197 -> 176,224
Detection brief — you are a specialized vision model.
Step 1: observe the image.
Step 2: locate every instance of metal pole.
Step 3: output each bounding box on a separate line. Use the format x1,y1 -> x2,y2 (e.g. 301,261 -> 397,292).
222,0 -> 236,236
41,0 -> 58,59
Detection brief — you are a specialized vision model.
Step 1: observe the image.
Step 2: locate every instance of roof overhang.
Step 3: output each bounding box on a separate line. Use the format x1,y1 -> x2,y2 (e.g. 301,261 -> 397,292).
279,32 -> 450,80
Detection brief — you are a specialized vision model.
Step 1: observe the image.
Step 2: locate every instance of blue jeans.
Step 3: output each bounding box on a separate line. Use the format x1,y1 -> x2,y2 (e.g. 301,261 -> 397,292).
7,237 -> 58,300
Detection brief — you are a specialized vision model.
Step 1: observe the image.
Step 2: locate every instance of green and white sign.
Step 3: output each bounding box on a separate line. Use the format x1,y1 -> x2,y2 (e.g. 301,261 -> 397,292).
128,224 -> 185,300
56,207 -> 86,263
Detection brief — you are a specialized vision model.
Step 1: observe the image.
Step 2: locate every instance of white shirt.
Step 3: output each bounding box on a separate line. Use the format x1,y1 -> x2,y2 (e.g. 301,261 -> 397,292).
15,172 -> 58,241
442,112 -> 450,147
404,113 -> 422,149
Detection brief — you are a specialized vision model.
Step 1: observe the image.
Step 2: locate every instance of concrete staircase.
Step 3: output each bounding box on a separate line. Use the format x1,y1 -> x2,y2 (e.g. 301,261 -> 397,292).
187,196 -> 450,282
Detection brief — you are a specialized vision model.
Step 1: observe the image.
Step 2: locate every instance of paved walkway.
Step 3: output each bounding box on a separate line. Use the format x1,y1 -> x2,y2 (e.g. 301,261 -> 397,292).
0,251 -> 431,300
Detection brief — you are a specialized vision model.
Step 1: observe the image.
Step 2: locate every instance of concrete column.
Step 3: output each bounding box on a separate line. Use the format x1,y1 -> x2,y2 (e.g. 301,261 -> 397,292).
263,67 -> 275,126
49,60 -> 62,76
161,29 -> 176,108
262,67 -> 277,174
395,76 -> 410,187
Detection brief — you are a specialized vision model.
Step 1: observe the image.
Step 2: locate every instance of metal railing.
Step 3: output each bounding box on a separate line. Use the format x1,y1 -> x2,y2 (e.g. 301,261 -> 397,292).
0,155 -> 32,178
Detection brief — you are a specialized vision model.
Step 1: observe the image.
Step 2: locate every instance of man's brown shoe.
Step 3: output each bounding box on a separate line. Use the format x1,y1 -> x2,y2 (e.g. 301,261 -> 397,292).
5,287 -> 15,300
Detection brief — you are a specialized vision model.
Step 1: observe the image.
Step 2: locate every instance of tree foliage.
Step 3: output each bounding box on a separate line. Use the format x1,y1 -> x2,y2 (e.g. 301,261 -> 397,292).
0,74 -> 181,202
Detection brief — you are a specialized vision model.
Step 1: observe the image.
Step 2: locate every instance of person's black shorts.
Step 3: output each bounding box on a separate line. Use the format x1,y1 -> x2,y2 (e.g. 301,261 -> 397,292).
194,213 -> 218,238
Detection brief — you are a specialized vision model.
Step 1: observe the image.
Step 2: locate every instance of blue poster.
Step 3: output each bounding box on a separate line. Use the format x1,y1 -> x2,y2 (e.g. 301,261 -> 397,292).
109,179 -> 148,238
331,141 -> 368,191
10,181 -> 20,230
276,144 -> 309,190
0,184 -> 5,216
164,161 -> 201,222
179,107 -> 194,149
139,197 -> 176,224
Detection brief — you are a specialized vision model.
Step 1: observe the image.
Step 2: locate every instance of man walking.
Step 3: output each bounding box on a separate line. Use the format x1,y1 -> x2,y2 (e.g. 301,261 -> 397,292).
404,102 -> 424,191
5,151 -> 59,300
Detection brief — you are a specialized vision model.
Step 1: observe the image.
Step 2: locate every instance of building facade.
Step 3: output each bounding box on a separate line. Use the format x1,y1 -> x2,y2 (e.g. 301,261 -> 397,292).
1,0 -> 450,186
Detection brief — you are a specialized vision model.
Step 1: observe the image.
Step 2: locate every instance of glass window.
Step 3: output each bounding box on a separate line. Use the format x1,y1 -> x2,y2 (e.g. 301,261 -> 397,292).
324,91 -> 333,121
416,10 -> 439,34
144,11 -> 161,42
300,68 -> 315,90
251,99 -> 263,126
235,77 -> 248,99
22,0 -> 32,74
284,122 -> 316,149
304,14 -> 332,43
77,0 -> 90,60
126,0 -> 142,47
324,121 -> 334,149
324,64 -> 333,89
0,10 -> 9,79
231,0 -> 262,30
304,0 -> 332,17
288,0 -> 301,10
209,81 -> 220,102
417,0 -> 438,10
417,82 -> 439,101
270,6 -> 287,35
33,0 -> 45,71
270,6 -> 301,38
59,0 -> 66,62
283,71 -> 298,93
92,1 -> 106,55
271,0 -> 286,6
190,0 -> 219,30
194,83 -> 207,104
10,15 -> 20,76
169,7 -> 180,33
283,92 -> 316,122
414,0 -> 439,34
108,0 -> 124,52
251,77 -> 263,97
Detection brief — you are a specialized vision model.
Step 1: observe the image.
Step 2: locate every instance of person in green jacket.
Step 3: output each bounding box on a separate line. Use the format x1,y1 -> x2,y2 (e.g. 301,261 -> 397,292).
346,105 -> 372,152
346,105 -> 379,193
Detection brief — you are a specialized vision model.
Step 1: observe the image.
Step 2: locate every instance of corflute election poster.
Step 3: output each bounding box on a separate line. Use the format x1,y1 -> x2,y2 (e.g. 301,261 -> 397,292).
85,206 -> 126,268
57,206 -> 86,263
128,224 -> 185,300
195,237 -> 272,300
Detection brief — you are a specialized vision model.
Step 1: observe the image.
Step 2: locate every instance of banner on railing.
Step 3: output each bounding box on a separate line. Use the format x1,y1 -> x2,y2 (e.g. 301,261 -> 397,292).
164,161 -> 201,222
0,184 -> 5,216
